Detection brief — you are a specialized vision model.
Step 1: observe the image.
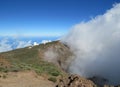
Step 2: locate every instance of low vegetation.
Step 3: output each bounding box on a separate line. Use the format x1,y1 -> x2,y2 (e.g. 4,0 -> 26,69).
48,77 -> 57,83
0,41 -> 67,82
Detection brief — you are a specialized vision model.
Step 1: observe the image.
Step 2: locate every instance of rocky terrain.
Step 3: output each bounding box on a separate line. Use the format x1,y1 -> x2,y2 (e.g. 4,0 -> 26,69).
56,74 -> 96,87
0,41 -> 119,87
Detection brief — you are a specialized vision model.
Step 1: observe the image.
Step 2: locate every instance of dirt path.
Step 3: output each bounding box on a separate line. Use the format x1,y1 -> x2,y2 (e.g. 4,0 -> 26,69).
0,71 -> 55,87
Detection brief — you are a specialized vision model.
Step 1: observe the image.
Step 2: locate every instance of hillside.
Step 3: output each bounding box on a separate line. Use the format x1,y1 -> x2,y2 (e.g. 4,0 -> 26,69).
0,41 -> 119,87
0,41 -> 73,87
0,41 -> 72,77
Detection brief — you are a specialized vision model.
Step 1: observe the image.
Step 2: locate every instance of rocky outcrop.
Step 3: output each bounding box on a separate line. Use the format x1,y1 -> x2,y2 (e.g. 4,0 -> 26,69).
56,74 -> 96,87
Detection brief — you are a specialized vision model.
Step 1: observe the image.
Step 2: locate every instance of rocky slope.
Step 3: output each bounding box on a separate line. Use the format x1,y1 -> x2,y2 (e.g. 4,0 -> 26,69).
56,74 -> 96,87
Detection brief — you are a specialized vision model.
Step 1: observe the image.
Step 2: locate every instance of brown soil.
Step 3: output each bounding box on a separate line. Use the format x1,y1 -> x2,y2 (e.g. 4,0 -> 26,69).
0,71 -> 55,87
0,55 -> 11,68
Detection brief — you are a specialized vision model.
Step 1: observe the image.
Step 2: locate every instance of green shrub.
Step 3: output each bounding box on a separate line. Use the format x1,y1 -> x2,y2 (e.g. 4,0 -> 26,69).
50,71 -> 60,76
48,77 -> 57,83
0,67 -> 8,73
3,69 -> 8,73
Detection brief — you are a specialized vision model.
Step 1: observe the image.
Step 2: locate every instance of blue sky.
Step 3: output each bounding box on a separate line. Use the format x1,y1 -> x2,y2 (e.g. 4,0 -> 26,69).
0,0 -> 120,37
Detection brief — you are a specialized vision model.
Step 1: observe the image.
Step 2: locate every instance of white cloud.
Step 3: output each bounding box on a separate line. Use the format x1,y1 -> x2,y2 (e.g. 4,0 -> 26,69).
41,40 -> 51,44
61,3 -> 120,85
16,40 -> 32,48
0,38 -> 13,52
0,38 -> 32,52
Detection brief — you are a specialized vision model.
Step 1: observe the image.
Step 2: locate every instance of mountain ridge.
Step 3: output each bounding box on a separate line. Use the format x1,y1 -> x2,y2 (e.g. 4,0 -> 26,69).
0,41 -> 119,87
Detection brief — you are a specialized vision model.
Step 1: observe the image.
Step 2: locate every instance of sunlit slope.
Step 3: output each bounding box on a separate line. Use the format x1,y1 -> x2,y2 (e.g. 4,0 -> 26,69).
0,41 -> 73,81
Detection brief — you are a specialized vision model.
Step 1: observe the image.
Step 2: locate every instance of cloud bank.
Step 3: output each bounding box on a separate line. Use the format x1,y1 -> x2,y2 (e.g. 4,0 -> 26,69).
0,38 -> 32,52
0,38 -> 13,52
0,37 -> 54,53
61,3 -> 120,85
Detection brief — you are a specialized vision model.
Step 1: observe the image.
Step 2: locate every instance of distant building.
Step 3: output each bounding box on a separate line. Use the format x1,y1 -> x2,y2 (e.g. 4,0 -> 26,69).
28,46 -> 32,49
33,42 -> 39,46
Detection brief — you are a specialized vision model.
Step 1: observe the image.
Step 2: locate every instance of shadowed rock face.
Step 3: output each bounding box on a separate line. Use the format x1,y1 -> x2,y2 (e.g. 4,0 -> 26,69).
88,76 -> 109,86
